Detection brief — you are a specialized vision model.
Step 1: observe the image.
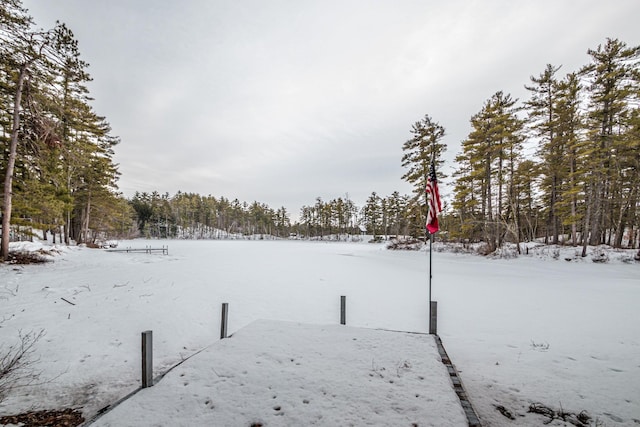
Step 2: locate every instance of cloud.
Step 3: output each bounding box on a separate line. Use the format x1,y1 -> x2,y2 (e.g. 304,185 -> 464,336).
22,0 -> 640,215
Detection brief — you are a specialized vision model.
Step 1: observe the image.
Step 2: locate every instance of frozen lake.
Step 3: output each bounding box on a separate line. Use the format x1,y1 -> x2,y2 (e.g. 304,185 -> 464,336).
1,239 -> 638,425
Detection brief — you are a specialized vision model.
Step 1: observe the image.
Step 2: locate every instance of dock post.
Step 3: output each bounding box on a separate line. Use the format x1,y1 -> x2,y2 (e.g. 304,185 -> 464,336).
141,330 -> 153,388
340,295 -> 346,325
429,301 -> 438,335
220,303 -> 228,339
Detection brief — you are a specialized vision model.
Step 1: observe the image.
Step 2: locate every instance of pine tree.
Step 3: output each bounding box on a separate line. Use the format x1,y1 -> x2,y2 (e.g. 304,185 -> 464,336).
401,114 -> 447,238
401,114 -> 447,196
580,38 -> 640,249
625,111 -> 640,250
450,153 -> 480,241
385,191 -> 408,237
361,192 -> 382,239
512,159 -> 539,242
2,5 -> 124,253
0,0 -> 54,259
525,64 -> 564,244
553,72 -> 583,246
453,92 -> 523,251
45,23 -> 122,244
274,206 -> 290,238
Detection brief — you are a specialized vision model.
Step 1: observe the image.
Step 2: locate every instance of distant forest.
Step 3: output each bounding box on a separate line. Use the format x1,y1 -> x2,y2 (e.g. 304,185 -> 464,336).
1,0 -> 639,258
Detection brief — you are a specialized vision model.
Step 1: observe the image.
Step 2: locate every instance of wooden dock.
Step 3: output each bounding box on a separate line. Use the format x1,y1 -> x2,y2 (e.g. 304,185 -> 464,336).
87,321 -> 472,426
434,334 -> 482,426
105,246 -> 168,255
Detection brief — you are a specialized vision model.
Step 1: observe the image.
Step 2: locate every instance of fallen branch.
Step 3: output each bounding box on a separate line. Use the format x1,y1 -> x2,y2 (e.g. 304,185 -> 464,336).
495,404 -> 515,420
60,297 -> 75,306
528,402 -> 592,426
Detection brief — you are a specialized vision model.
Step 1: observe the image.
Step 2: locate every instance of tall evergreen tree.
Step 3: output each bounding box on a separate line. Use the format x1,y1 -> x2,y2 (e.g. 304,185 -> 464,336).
450,152 -> 481,241
1,5 -> 124,253
580,38 -> 640,249
401,114 -> 447,197
525,64 -> 564,243
0,1 -> 54,259
554,72 -> 583,246
453,92 -> 523,251
361,191 -> 382,238
401,114 -> 447,237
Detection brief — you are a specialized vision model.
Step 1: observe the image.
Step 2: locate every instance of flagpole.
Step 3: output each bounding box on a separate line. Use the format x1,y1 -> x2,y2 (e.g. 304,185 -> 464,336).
426,160 -> 441,334
428,159 -> 434,315
428,166 -> 432,331
429,231 -> 433,306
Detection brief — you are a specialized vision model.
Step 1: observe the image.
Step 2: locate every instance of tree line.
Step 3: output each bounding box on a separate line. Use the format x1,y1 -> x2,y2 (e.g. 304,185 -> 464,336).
1,0 -> 130,259
130,191 -> 290,239
129,191 -> 424,240
2,0 -> 638,256
447,38 -> 639,253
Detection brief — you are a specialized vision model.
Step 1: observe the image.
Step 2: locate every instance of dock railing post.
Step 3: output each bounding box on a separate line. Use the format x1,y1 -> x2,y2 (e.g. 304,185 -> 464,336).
340,295 -> 346,325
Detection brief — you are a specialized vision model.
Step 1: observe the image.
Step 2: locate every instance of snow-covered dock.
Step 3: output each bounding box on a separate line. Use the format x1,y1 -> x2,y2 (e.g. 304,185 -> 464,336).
90,320 -> 471,426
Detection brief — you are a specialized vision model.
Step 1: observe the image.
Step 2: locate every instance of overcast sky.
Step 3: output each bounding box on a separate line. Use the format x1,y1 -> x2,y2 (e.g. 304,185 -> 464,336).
22,0 -> 640,216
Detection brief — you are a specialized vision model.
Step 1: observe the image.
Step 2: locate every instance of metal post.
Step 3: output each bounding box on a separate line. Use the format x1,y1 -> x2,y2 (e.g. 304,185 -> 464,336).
429,301 -> 438,335
220,302 -> 228,339
340,295 -> 346,325
141,330 -> 153,388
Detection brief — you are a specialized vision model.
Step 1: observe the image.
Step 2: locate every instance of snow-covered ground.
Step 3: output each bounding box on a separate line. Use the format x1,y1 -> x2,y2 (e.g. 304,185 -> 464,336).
0,239 -> 638,426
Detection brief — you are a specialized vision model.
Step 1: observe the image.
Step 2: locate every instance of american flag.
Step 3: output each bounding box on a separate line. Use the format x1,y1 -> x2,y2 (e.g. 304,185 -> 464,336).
426,162 -> 442,234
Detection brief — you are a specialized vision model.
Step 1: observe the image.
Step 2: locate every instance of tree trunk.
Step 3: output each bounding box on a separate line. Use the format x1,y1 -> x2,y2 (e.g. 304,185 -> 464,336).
80,191 -> 91,244
497,148 -> 503,248
613,221 -> 624,248
1,64 -> 28,261
485,151 -> 495,251
569,150 -> 578,246
550,176 -> 558,244
570,195 -> 577,246
581,186 -> 592,257
64,211 -> 71,245
588,180 -> 603,246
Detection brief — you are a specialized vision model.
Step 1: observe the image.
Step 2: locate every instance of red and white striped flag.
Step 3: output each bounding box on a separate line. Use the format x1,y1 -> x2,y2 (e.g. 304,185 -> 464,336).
426,162 -> 442,234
